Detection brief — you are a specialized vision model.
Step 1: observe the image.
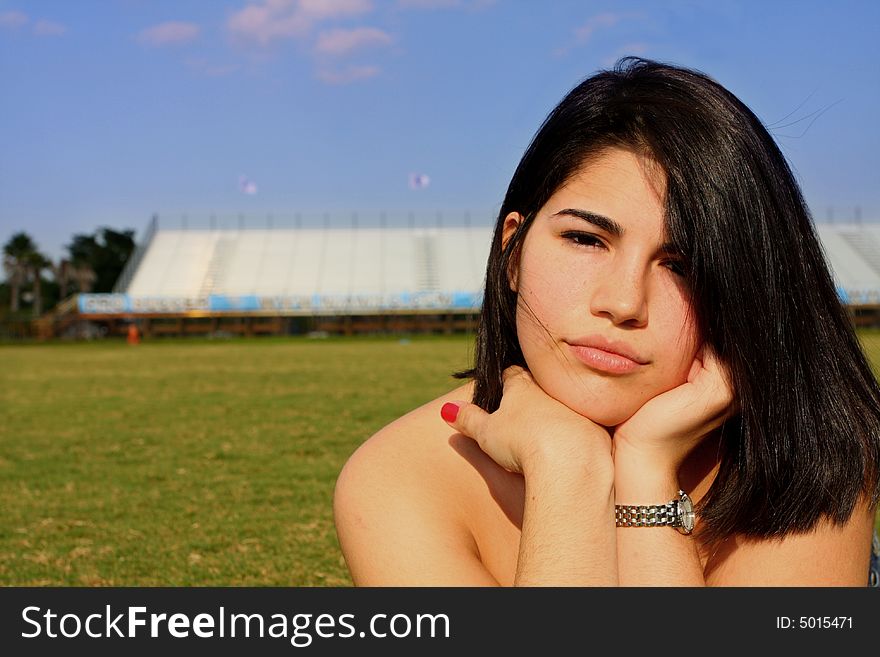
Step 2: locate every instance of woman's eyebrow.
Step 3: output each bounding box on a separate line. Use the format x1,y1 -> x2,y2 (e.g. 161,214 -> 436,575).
552,208 -> 681,255
552,208 -> 623,236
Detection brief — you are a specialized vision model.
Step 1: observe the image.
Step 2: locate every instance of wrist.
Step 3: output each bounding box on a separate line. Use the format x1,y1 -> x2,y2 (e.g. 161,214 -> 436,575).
521,433 -> 614,486
615,489 -> 696,535
613,471 -> 680,505
612,433 -> 678,474
612,442 -> 679,504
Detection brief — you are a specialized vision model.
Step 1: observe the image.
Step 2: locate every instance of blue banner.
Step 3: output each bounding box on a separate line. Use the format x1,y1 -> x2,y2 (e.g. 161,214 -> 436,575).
77,292 -> 484,315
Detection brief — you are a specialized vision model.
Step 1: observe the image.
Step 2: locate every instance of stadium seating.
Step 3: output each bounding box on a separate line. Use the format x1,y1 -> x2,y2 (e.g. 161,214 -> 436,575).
125,225 -> 494,310
815,224 -> 880,303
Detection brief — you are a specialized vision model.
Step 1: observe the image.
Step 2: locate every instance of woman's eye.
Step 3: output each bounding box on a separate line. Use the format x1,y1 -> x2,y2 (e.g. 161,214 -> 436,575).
664,259 -> 687,277
562,232 -> 604,248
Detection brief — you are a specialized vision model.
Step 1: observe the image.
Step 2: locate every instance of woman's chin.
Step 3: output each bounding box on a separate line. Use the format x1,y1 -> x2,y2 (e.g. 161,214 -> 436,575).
562,399 -> 639,428
584,410 -> 636,429
530,376 -> 642,427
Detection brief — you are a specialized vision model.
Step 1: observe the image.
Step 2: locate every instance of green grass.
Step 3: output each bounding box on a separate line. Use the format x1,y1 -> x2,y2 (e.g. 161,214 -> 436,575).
0,335 -> 474,585
1,331 -> 879,586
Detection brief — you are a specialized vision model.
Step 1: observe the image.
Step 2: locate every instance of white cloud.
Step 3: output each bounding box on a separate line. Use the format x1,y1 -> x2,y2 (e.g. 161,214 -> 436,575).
138,21 -> 201,47
314,27 -> 391,56
33,20 -> 67,37
0,10 -> 28,29
316,64 -> 380,84
228,0 -> 373,46
228,1 -> 310,44
300,0 -> 373,20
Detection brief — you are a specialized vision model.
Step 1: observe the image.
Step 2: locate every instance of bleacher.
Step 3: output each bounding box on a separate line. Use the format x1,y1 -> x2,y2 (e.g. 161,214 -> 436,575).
60,217 -> 495,337
815,223 -> 880,305
124,226 -> 492,303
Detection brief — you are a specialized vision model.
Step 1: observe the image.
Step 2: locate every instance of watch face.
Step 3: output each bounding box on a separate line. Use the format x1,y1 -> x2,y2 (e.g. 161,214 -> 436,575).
679,492 -> 695,533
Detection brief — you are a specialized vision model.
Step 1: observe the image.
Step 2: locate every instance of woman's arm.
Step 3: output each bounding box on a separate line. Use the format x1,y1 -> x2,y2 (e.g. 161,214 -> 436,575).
443,367 -> 620,586
610,346 -> 874,586
612,445 -> 706,585
336,375 -> 619,586
610,345 -> 734,585
514,441 -> 617,586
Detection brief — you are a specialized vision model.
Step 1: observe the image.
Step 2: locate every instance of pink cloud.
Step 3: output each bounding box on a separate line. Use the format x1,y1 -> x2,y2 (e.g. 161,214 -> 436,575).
316,64 -> 380,84
314,27 -> 391,56
0,10 -> 28,29
33,20 -> 67,37
138,21 -> 201,47
228,0 -> 373,45
228,2 -> 310,45
300,0 -> 373,20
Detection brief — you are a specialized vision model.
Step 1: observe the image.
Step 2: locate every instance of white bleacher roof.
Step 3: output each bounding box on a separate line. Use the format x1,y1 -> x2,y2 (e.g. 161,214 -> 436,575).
122,226 -> 494,314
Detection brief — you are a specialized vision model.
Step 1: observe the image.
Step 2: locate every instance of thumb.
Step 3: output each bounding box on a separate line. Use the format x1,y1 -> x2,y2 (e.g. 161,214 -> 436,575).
440,400 -> 489,439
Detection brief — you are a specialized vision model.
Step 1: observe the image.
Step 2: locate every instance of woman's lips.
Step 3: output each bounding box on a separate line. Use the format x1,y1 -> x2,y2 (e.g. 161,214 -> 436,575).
568,344 -> 644,374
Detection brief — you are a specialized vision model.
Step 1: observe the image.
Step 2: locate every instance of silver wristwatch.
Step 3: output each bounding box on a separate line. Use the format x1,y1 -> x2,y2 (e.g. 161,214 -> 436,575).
615,490 -> 695,535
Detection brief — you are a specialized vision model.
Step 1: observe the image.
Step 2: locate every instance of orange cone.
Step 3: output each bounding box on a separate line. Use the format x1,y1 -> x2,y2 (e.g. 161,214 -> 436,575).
127,323 -> 140,345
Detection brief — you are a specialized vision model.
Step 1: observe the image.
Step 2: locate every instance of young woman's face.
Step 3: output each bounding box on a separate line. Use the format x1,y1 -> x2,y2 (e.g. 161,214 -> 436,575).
505,147 -> 700,427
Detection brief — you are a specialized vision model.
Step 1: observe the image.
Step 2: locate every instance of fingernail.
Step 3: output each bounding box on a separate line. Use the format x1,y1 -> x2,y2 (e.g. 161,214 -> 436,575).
441,402 -> 461,423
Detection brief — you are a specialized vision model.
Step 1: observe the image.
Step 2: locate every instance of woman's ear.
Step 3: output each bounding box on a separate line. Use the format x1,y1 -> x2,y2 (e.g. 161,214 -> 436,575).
501,212 -> 523,292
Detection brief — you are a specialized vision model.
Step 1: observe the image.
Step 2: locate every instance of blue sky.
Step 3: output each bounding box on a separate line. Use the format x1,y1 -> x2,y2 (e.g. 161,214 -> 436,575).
1,0 -> 879,261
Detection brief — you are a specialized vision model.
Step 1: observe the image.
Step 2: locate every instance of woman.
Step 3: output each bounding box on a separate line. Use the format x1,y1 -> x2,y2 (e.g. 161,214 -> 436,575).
333,58 -> 880,586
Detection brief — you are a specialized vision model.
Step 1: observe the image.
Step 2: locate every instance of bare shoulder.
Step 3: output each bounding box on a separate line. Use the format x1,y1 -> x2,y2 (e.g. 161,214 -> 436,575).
703,498 -> 877,586
333,380 -> 501,586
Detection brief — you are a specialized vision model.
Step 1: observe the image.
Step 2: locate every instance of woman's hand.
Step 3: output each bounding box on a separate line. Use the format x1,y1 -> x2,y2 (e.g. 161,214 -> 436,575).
441,366 -> 613,476
612,344 -> 736,474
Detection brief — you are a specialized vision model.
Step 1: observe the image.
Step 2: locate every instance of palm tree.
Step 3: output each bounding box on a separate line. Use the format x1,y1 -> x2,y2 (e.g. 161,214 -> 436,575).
71,262 -> 97,294
52,259 -> 73,300
3,232 -> 38,313
26,250 -> 51,317
2,254 -> 26,312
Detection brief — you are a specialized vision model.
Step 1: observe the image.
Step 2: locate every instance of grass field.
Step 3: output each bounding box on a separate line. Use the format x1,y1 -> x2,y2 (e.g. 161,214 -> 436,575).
0,335 -> 474,586
2,331 -> 880,586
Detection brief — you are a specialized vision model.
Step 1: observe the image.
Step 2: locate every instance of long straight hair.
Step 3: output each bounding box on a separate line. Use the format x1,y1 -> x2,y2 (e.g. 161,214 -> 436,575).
457,58 -> 880,543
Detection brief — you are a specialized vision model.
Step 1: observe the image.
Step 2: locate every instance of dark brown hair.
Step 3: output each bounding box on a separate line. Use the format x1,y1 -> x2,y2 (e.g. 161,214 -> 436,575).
457,57 -> 880,543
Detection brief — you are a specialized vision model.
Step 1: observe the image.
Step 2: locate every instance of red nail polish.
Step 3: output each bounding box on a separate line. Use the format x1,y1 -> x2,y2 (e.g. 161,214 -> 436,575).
441,402 -> 460,423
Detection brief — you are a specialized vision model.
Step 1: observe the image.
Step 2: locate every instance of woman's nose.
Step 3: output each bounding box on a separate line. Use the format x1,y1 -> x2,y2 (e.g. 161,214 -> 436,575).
589,260 -> 648,326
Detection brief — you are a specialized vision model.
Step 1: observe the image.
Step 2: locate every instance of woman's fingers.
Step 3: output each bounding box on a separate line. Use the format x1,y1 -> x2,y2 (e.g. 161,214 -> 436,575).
699,347 -> 736,412
441,401 -> 489,441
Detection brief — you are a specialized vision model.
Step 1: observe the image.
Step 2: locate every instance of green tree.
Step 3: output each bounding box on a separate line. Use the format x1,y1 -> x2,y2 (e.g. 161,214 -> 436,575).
3,232 -> 39,313
67,228 -> 135,293
51,259 -> 73,299
24,250 -> 51,316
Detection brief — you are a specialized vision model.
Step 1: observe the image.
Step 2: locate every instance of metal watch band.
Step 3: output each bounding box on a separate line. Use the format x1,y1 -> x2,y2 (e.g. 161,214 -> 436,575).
615,501 -> 680,528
